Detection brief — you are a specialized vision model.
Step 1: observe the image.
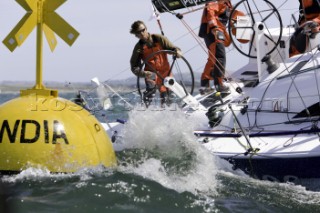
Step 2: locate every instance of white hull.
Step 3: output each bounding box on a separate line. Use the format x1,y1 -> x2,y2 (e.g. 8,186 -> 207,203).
96,10 -> 320,183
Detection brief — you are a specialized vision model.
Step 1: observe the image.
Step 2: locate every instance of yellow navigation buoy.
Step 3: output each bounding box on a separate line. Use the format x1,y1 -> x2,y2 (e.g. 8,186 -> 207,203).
0,95 -> 117,173
0,0 -> 117,173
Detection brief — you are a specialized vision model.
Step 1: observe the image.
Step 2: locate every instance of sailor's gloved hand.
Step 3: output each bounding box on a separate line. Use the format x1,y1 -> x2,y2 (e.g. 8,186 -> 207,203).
139,70 -> 153,78
132,67 -> 142,76
309,21 -> 320,38
302,21 -> 320,38
309,21 -> 319,30
132,67 -> 151,77
211,28 -> 225,43
175,49 -> 183,58
142,70 -> 153,78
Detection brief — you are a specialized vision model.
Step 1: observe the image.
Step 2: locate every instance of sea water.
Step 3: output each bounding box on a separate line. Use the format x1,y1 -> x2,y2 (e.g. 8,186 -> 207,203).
1,92 -> 320,213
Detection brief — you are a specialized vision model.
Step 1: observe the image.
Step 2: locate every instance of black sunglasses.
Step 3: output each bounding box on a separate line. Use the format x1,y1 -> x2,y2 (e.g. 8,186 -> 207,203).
135,28 -> 146,35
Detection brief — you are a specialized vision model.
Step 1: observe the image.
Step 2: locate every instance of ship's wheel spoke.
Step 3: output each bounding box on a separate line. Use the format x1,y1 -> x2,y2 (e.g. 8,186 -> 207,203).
137,50 -> 194,106
228,0 -> 283,58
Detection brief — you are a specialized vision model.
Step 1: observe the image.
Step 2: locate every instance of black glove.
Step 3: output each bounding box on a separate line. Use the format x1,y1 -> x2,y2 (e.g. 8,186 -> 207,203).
133,67 -> 153,77
132,67 -> 141,76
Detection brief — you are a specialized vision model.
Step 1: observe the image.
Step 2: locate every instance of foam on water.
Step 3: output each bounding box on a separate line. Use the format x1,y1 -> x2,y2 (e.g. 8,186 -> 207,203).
117,107 -> 221,195
1,165 -> 113,184
115,106 -> 320,208
1,93 -> 320,212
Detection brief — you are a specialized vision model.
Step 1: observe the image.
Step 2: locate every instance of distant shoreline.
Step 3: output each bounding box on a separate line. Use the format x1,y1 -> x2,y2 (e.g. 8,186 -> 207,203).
0,75 -> 200,93
0,80 -> 138,93
0,81 -> 91,93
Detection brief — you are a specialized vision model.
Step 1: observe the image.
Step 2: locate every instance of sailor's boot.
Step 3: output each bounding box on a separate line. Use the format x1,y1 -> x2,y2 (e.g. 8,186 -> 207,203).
160,92 -> 168,107
143,87 -> 156,106
215,77 -> 229,92
199,79 -> 214,95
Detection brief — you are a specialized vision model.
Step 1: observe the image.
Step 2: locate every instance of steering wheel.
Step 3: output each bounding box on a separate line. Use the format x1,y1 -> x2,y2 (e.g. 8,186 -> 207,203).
137,49 -> 194,106
228,0 -> 283,58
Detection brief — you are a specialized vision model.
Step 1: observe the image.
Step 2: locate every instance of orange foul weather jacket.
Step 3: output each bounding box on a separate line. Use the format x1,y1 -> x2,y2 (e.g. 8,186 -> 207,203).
199,1 -> 232,47
198,1 -> 232,85
299,0 -> 320,24
130,34 -> 180,93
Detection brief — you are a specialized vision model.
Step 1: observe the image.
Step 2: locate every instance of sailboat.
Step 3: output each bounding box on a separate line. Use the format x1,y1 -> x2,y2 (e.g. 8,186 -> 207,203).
83,0 -> 320,183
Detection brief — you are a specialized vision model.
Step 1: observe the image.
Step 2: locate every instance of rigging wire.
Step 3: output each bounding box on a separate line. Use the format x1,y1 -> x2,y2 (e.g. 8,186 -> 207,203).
148,0 -> 320,136
152,0 -> 241,88
105,0 -> 319,116
240,1 -> 319,130
152,3 -> 165,35
174,6 -> 243,91
105,1 -> 243,88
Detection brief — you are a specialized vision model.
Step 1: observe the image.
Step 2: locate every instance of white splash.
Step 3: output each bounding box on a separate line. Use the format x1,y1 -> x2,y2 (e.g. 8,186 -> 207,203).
118,107 -> 220,195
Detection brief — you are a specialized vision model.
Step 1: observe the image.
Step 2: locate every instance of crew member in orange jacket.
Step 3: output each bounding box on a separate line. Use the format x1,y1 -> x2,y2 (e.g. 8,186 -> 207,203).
289,0 -> 320,57
198,0 -> 232,93
130,20 -> 182,105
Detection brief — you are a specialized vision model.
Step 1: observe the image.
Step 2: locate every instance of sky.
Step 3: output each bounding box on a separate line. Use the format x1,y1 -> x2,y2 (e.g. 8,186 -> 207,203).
0,0 -> 299,83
